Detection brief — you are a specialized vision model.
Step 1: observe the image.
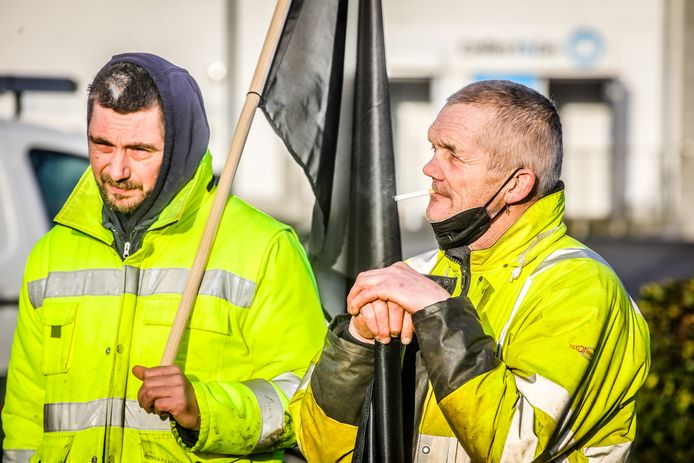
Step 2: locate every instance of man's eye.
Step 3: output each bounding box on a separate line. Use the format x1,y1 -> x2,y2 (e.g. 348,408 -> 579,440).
448,151 -> 465,163
130,148 -> 153,159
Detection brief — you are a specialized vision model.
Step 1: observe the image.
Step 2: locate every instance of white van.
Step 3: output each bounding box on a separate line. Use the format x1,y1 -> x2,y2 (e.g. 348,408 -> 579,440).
0,89 -> 89,376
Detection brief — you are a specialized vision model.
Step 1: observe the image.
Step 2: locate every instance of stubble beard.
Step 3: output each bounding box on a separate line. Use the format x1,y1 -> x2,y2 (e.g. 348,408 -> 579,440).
98,176 -> 146,214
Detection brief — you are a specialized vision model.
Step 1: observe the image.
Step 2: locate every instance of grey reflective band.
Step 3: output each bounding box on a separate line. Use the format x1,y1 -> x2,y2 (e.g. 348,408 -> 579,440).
28,266 -> 256,308
295,363 -> 315,394
123,399 -> 172,431
584,442 -> 632,462
414,434 -> 469,462
497,247 -> 608,359
271,372 -> 302,400
28,269 -> 125,308
124,265 -> 140,294
532,247 -> 611,276
44,398 -> 171,432
548,425 -> 576,459
199,269 -> 255,308
243,378 -> 285,452
137,267 -> 256,304
501,373 -> 572,460
2,449 -> 35,463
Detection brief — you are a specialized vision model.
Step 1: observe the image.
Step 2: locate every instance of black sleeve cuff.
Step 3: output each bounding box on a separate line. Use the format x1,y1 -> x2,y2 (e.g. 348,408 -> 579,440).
412,296 -> 500,401
175,421 -> 200,447
331,314 -> 376,350
310,314 -> 375,425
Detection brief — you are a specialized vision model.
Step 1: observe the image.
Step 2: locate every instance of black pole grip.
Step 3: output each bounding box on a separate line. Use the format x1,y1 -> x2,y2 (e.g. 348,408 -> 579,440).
373,339 -> 404,462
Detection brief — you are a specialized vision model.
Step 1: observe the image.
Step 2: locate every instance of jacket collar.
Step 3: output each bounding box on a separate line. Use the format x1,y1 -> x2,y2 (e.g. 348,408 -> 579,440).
468,188 -> 567,273
54,151 -> 214,245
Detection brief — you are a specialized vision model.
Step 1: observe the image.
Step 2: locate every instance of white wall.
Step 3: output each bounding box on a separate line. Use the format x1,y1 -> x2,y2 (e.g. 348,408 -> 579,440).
230,1 -> 315,231
0,0 -> 670,232
383,0 -> 666,223
0,0 -> 229,175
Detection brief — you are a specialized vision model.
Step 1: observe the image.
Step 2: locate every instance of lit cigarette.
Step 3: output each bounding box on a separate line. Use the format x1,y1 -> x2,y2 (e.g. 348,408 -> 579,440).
393,189 -> 431,202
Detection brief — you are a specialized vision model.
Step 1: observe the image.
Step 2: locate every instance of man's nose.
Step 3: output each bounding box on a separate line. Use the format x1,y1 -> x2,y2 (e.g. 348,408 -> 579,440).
422,154 -> 439,179
106,149 -> 131,181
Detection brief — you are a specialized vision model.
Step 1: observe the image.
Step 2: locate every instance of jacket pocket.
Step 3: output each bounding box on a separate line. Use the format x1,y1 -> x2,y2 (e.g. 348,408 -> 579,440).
40,302 -> 78,375
142,298 -> 230,336
140,298 -> 231,372
139,431 -> 192,463
32,432 -> 74,462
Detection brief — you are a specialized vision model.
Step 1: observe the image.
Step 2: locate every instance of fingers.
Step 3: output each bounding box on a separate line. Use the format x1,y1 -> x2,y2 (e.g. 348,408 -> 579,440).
372,300 -> 393,343
346,264 -> 409,314
348,262 -> 451,315
346,261 -> 444,346
133,364 -> 200,429
387,301 -> 404,339
137,384 -> 173,414
350,300 -> 408,345
133,365 -> 186,414
346,269 -> 378,309
350,313 -> 375,344
354,302 -> 382,342
401,312 -> 414,345
132,364 -> 183,380
132,364 -> 146,380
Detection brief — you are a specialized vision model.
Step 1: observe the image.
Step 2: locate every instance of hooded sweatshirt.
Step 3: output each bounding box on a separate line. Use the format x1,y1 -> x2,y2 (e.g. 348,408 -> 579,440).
98,52 -> 211,257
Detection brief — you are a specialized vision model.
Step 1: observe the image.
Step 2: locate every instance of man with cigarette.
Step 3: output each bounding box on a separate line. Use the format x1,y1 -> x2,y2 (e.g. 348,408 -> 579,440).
2,52 -> 326,462
292,80 -> 650,462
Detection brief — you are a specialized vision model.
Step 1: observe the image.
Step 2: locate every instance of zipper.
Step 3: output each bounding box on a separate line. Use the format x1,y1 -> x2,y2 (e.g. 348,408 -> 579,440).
444,247 -> 471,296
122,242 -> 131,259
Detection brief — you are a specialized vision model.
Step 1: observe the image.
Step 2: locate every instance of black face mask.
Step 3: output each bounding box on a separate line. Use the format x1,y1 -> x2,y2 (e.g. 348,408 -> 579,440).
431,168 -> 521,250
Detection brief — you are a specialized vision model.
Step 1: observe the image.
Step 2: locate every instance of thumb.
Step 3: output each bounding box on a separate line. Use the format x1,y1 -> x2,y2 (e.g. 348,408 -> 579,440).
132,365 -> 146,380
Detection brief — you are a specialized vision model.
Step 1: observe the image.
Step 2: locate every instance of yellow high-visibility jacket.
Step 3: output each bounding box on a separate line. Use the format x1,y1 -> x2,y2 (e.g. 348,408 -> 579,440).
292,190 -> 650,462
3,153 -> 327,463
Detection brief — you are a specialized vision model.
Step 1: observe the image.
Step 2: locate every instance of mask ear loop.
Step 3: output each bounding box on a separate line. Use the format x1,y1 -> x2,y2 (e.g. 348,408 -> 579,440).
483,167 -> 524,217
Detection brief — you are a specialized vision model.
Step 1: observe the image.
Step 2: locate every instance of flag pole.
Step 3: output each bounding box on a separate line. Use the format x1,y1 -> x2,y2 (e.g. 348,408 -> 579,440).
375,341 -> 405,461
342,0 -> 405,459
161,0 -> 292,365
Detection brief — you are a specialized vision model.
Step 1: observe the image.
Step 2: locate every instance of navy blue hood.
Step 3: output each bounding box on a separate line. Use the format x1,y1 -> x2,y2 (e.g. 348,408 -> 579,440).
99,52 -> 210,246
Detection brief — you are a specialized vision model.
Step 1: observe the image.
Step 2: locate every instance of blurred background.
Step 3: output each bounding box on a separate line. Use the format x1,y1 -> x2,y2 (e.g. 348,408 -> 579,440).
1,0 -> 692,460
3,0 -> 694,275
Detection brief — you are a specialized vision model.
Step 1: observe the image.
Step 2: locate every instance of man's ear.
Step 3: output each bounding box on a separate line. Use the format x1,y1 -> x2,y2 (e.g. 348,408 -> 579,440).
505,169 -> 536,205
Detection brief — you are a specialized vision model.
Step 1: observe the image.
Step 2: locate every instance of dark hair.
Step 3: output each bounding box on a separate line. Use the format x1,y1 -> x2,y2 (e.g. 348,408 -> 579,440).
87,61 -> 163,127
447,80 -> 563,198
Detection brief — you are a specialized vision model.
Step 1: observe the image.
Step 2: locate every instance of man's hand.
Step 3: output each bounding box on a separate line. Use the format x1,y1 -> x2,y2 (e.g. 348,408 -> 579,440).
349,300 -> 414,345
132,365 -> 201,431
346,262 -> 451,345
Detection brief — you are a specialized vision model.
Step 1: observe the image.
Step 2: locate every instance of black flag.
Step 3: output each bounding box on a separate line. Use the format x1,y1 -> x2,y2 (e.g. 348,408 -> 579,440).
261,0 -> 401,286
261,0 -> 405,461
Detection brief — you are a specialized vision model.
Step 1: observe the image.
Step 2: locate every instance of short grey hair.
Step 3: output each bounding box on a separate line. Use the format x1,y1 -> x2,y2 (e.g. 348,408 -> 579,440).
447,80 -> 563,198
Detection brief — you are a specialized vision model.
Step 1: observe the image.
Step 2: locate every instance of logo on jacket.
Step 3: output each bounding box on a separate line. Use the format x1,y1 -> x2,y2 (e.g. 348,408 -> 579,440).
570,344 -> 594,360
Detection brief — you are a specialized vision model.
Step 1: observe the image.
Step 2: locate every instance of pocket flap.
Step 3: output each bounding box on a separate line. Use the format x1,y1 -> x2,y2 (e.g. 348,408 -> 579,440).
143,299 -> 229,335
40,302 -> 78,326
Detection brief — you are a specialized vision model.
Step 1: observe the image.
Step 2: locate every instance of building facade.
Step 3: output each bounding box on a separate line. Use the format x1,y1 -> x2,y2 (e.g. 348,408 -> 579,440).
1,0 -> 690,242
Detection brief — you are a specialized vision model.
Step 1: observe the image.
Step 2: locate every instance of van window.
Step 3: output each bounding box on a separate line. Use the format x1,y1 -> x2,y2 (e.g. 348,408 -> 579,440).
29,149 -> 90,221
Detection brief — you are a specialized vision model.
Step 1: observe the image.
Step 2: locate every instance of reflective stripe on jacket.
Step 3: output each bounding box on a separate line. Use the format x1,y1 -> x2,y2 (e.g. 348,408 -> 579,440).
2,152 -> 327,463
291,189 -> 650,463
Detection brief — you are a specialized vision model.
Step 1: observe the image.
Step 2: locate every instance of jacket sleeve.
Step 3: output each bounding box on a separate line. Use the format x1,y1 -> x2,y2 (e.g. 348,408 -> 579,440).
412,260 -> 650,462
2,272 -> 45,462
172,229 -> 327,455
291,315 -> 375,463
